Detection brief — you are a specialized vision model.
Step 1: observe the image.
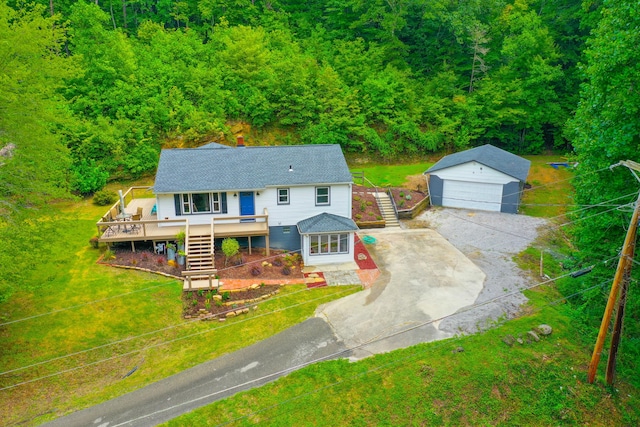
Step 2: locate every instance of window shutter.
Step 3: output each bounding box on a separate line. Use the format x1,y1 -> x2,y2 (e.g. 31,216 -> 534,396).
174,194 -> 181,216
221,192 -> 228,213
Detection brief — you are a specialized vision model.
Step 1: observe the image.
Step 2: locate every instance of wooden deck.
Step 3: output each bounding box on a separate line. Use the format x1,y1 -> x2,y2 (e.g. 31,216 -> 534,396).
97,188 -> 270,248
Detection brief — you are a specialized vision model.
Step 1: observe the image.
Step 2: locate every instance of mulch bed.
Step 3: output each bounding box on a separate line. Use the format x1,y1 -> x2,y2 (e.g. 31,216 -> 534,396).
102,245 -> 304,282
354,234 -> 378,270
182,284 -> 281,318
388,188 -> 427,210
352,185 -> 383,222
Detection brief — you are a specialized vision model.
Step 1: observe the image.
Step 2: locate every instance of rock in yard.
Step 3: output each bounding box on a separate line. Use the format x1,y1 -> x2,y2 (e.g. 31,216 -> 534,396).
516,338 -> 524,345
226,311 -> 236,318
536,324 -> 553,336
502,335 -> 516,347
213,294 -> 222,301
452,346 -> 464,353
527,331 -> 540,342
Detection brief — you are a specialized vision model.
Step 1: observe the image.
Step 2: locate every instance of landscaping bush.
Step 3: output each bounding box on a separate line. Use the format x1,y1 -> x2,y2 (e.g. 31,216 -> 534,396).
272,257 -> 284,267
282,266 -> 291,275
250,265 -> 263,276
222,238 -> 240,266
93,189 -> 118,206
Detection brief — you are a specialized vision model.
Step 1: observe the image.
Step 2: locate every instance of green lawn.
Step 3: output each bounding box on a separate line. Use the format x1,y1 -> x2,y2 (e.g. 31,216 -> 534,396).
350,162 -> 433,188
164,286 -> 639,426
0,194 -> 358,426
520,155 -> 575,218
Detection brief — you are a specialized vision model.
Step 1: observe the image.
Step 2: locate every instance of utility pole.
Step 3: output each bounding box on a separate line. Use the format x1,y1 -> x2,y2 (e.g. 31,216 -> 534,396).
587,160 -> 640,384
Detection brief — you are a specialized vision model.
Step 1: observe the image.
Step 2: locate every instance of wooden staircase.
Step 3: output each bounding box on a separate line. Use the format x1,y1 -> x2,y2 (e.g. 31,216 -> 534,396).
182,230 -> 218,290
374,192 -> 401,228
186,232 -> 214,271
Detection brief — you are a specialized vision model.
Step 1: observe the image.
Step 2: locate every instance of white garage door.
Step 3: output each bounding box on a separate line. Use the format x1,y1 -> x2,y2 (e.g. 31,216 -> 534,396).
442,180 -> 503,212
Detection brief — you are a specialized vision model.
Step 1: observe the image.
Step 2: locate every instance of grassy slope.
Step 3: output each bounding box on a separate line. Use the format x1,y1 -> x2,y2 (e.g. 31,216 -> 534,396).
520,155 -> 574,218
165,288 -> 639,426
0,189 -> 358,426
350,162 -> 433,188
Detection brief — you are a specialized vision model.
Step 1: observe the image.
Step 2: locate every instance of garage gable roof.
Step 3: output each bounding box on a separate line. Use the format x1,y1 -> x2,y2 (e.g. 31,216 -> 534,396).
425,144 -> 530,182
154,144 -> 352,193
297,213 -> 358,234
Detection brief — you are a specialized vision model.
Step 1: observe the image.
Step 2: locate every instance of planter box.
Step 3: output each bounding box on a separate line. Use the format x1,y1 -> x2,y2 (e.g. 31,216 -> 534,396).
397,196 -> 430,219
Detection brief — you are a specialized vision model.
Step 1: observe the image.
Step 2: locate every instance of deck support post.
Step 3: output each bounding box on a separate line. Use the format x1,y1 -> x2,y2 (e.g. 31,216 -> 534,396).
265,235 -> 270,256
248,236 -> 252,255
131,241 -> 136,252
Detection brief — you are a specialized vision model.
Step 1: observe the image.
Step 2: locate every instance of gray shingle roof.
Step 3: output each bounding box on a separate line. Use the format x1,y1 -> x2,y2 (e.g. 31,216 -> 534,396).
425,144 -> 531,182
154,144 -> 352,193
297,213 -> 359,234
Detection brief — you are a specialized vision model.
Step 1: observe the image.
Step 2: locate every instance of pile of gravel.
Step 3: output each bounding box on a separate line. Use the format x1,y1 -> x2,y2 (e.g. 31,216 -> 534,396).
416,208 -> 548,334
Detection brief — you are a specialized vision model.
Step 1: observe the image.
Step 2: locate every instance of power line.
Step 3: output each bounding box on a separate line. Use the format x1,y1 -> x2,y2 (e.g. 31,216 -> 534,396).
228,279 -> 612,427
0,287 -> 356,391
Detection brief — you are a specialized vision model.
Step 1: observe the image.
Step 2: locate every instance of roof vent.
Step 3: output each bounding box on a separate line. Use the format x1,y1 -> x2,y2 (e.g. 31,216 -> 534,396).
289,165 -> 293,172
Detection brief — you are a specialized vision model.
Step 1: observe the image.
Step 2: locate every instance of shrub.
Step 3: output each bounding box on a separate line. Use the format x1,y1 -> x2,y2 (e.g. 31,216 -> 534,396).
250,265 -> 263,276
399,191 -> 405,197
89,236 -> 99,249
376,215 -> 383,220
366,201 -> 373,206
156,256 -> 165,265
93,189 -> 118,206
168,259 -> 178,268
103,249 -> 115,261
353,195 -> 361,201
272,257 -> 284,267
360,201 -> 366,212
131,259 -> 137,266
355,214 -> 362,220
222,291 -> 231,301
141,252 -> 149,261
282,266 -> 291,275
405,194 -> 412,200
70,159 -> 108,195
222,238 -> 240,266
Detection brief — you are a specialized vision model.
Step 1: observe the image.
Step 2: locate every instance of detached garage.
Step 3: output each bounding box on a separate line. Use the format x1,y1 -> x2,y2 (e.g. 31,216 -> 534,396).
424,144 -> 531,213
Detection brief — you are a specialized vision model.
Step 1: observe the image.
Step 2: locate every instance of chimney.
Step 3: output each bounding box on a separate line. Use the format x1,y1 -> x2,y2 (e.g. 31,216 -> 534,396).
236,135 -> 245,147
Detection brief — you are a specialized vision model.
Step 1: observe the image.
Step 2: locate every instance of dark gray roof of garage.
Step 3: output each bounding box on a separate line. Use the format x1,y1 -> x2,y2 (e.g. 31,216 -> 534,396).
425,144 -> 530,182
297,213 -> 359,234
154,144 -> 352,193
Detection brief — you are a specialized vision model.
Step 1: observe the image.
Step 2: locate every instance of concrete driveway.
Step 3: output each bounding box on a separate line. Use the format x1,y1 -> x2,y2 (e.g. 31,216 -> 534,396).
316,228 -> 485,359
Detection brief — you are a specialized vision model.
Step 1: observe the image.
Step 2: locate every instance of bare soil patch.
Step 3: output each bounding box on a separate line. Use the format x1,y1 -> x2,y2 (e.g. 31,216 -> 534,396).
388,188 -> 427,210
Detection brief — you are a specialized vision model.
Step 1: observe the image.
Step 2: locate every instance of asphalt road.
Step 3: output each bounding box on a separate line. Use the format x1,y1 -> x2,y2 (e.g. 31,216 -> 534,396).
44,318 -> 346,427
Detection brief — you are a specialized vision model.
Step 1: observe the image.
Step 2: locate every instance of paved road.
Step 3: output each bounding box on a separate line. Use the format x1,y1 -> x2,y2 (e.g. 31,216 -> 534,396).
44,319 -> 346,427
44,228 -> 486,426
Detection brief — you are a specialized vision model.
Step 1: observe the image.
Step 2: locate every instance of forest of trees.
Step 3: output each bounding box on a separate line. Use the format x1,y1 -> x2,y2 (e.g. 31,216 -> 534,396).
1,0 -> 639,380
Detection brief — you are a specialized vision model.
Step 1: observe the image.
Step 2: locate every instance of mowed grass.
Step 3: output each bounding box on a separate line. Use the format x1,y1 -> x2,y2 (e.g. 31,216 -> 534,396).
0,192 -> 358,426
164,286 -> 639,426
350,162 -> 433,188
520,155 -> 575,218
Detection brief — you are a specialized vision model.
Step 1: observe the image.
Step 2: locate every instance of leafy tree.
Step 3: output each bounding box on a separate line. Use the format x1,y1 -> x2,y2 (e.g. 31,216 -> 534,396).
567,0 -> 640,384
0,1 -> 75,216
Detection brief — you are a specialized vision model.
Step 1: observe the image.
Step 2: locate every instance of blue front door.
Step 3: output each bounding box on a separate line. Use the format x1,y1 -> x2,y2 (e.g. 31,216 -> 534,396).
239,192 -> 255,220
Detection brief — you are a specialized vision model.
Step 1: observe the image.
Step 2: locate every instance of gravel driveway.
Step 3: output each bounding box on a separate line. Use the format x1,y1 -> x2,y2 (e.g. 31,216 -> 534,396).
414,208 -> 548,334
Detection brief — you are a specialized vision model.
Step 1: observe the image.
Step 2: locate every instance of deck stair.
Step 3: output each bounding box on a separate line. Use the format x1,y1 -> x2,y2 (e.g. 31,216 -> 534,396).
183,231 -> 218,290
374,192 -> 401,228
186,233 -> 214,271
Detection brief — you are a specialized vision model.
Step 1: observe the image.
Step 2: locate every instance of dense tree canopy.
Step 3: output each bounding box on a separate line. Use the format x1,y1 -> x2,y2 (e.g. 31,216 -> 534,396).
0,0 -> 596,196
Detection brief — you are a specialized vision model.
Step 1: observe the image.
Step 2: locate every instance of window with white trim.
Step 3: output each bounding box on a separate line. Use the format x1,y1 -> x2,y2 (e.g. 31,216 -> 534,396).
309,234 -> 349,255
277,188 -> 290,205
180,193 -> 221,214
315,186 -> 330,205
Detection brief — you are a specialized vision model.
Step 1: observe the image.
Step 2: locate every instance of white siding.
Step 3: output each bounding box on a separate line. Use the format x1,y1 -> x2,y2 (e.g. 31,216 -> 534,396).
155,183 -> 352,227
442,180 -> 502,211
301,233 -> 355,266
433,162 -> 515,185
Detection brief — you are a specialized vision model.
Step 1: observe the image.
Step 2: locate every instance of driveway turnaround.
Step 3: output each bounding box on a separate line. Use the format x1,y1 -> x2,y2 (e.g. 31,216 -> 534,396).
43,228 -> 489,426
315,228 -> 485,359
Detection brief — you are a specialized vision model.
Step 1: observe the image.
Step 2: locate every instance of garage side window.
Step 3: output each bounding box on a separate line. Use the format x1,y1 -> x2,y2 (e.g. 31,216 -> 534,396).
309,234 -> 348,255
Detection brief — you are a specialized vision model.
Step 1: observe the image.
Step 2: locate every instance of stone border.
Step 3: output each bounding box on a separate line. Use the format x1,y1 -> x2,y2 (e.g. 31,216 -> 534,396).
97,255 -> 183,280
